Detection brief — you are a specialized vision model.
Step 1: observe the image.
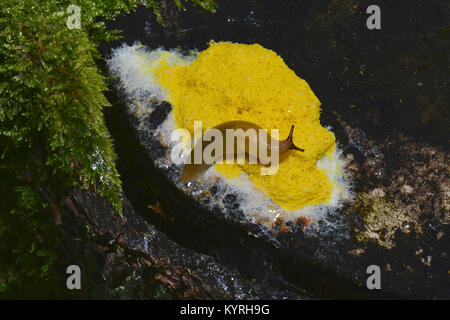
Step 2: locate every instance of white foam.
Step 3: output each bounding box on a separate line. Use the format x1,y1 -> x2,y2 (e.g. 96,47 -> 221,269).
108,44 -> 164,102
107,43 -> 197,116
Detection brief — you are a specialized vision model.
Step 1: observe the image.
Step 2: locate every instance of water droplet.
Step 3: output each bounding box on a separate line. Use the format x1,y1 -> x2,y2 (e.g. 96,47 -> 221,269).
227,17 -> 235,23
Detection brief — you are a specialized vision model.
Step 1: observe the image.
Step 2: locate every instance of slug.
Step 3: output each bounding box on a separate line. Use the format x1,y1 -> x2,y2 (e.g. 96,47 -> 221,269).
181,120 -> 304,182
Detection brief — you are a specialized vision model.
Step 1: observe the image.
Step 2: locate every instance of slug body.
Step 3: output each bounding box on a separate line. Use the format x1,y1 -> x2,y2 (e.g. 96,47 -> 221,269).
181,120 -> 303,182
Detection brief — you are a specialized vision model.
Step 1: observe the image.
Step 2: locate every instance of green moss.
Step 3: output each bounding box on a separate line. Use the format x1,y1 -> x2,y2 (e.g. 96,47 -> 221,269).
0,0 -> 215,296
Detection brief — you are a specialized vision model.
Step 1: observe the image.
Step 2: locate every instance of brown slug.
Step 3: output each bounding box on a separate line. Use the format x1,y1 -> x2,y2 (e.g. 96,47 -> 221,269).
180,121 -> 304,182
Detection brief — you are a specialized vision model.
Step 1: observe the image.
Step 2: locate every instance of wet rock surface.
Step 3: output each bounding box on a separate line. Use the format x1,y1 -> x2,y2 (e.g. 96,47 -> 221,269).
100,0 -> 449,298
54,189 -> 305,299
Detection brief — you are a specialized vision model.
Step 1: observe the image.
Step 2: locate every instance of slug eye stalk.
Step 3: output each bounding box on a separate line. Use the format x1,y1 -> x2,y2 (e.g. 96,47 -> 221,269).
286,125 -> 304,152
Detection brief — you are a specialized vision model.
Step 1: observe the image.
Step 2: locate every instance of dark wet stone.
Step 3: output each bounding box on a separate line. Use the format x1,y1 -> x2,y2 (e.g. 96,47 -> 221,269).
147,101 -> 172,130
55,189 -> 306,299
210,185 -> 219,196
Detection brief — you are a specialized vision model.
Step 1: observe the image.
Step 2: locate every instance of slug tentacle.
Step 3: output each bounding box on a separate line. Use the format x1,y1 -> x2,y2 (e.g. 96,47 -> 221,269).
285,125 -> 304,152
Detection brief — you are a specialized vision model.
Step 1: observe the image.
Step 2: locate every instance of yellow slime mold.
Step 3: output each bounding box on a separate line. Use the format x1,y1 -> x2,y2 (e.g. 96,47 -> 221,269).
155,42 -> 336,211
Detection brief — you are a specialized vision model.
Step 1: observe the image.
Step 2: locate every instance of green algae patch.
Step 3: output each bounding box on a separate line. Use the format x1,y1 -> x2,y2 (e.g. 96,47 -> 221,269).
354,193 -> 422,249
